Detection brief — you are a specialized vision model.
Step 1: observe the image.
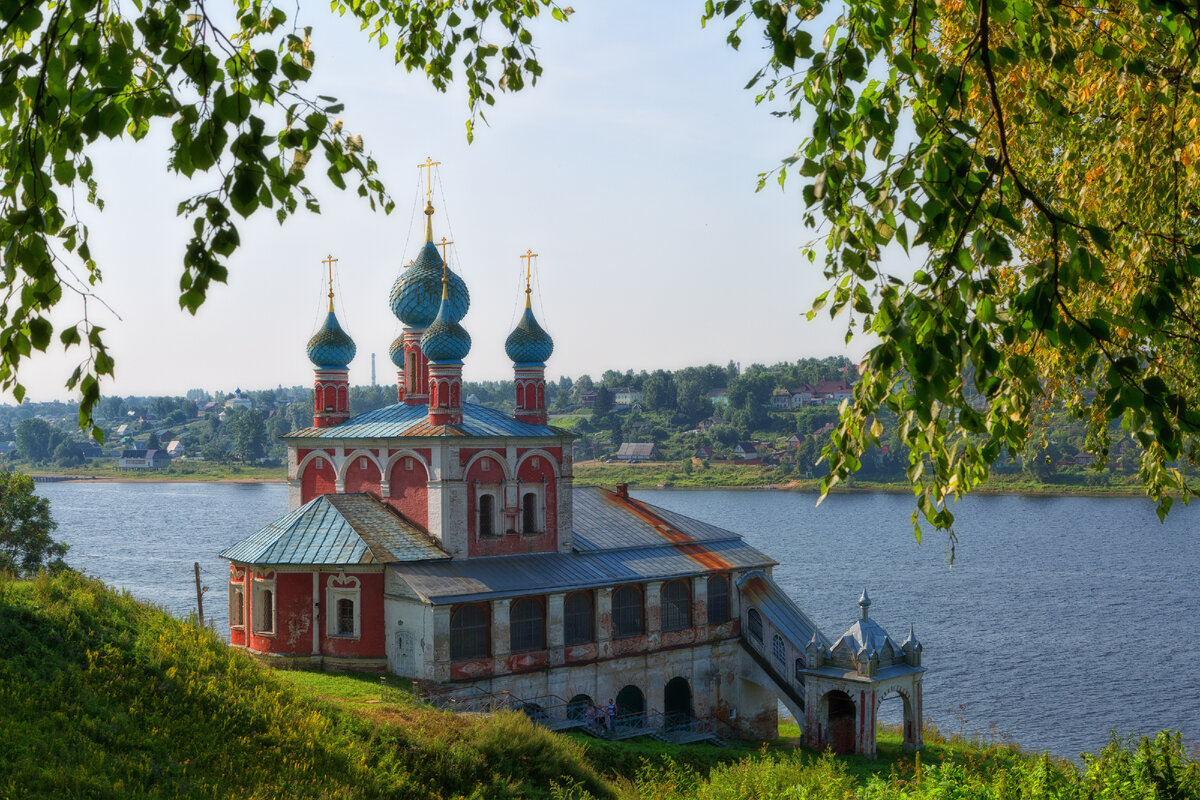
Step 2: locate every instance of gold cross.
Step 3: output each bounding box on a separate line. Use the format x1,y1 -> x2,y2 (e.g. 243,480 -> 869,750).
520,249 -> 538,305
418,157 -> 440,201
322,254 -> 338,310
438,236 -> 454,263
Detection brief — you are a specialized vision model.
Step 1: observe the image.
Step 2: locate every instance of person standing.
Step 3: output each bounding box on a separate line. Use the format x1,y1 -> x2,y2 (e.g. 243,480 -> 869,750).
607,698 -> 616,731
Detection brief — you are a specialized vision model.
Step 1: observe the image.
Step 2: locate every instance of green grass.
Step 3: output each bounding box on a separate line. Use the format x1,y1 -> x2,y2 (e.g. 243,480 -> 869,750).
4,572 -> 1195,800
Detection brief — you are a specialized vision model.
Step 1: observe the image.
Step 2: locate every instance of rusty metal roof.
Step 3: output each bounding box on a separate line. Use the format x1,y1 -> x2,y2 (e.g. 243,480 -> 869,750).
388,538 -> 776,604
283,401 -> 572,441
738,570 -> 831,650
572,487 -> 760,552
221,493 -> 450,566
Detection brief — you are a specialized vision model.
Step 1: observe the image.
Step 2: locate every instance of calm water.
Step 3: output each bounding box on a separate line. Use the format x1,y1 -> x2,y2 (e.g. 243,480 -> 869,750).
37,481 -> 1199,757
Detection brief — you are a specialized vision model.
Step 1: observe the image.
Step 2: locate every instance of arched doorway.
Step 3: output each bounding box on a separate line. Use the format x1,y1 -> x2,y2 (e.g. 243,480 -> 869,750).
664,677 -> 692,729
567,693 -> 593,722
823,690 -> 856,754
877,689 -> 918,750
615,684 -> 644,728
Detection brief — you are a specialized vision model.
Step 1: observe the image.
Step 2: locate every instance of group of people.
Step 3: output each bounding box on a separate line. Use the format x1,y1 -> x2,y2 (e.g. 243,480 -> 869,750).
583,699 -> 618,733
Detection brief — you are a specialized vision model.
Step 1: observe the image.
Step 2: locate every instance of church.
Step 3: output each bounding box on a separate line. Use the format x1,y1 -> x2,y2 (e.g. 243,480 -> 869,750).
220,173 -> 926,754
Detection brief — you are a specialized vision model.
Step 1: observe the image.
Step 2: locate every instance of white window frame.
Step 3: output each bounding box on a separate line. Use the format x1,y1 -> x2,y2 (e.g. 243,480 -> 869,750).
518,485 -> 545,534
229,582 -> 246,629
326,574 -> 362,639
252,572 -> 276,636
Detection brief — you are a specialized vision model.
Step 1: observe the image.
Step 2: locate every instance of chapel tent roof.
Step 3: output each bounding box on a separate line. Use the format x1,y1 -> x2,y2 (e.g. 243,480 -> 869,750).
221,493 -> 450,566
282,401 -> 570,440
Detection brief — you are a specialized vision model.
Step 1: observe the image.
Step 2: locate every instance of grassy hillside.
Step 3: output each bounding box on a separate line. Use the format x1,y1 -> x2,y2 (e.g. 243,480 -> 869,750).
0,571 -> 612,800
2,572 -> 1196,800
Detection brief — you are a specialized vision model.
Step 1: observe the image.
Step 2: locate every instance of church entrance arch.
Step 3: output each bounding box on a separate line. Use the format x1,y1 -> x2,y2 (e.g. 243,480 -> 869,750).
877,688 -> 918,750
615,685 -> 644,726
664,676 -> 692,729
822,690 -> 856,754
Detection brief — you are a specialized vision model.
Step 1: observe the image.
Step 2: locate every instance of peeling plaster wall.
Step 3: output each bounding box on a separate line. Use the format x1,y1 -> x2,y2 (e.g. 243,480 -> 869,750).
384,594 -> 431,678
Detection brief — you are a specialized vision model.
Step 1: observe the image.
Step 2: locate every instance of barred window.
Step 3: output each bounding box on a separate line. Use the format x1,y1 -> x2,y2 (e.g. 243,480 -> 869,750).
522,492 -> 538,532
773,633 -> 786,663
229,585 -> 244,628
450,604 -> 489,660
564,591 -> 593,646
337,598 -> 355,636
747,607 -> 763,643
660,580 -> 691,632
509,597 -> 545,653
706,575 -> 730,624
612,585 -> 643,638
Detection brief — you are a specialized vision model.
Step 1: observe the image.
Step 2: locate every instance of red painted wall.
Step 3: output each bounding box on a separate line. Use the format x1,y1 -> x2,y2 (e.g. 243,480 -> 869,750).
464,449 -> 562,557
343,455 -> 382,496
318,571 -> 386,659
246,571 -> 314,655
300,452 -> 337,502
387,454 -> 429,529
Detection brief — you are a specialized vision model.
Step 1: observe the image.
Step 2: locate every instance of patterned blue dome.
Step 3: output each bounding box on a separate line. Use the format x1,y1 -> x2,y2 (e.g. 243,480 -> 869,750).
390,242 -> 470,328
388,335 -> 405,369
421,297 -> 471,364
505,306 -> 554,365
307,311 -> 356,369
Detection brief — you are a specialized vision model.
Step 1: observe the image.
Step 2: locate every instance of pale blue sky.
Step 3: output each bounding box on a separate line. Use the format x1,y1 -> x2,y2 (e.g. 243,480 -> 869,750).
18,1 -> 873,402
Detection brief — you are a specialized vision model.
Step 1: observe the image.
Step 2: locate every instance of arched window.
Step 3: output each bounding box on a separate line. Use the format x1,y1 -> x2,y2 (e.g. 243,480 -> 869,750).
257,589 -> 274,634
660,580 -> 691,632
747,607 -> 763,643
450,604 -> 489,660
509,597 -> 545,652
706,575 -> 730,624
229,584 -> 245,628
612,585 -> 643,638
773,633 -> 786,663
564,591 -> 593,646
478,494 -> 496,537
337,598 -> 355,636
522,492 -> 538,533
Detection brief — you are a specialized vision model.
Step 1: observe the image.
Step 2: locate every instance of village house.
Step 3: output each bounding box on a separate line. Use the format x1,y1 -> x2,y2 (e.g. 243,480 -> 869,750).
615,442 -> 660,462
118,449 -> 172,470
612,387 -> 643,408
733,442 -> 759,460
220,187 -> 924,754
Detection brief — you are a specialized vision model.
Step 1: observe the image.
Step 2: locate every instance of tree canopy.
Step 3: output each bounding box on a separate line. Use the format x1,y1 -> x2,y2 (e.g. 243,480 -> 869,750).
0,470 -> 66,575
703,0 -> 1200,534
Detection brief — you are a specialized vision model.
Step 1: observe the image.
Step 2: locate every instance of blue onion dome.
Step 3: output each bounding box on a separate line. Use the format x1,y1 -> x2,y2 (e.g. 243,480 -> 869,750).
388,335 -> 405,369
307,310 -> 356,368
421,297 -> 472,363
389,204 -> 470,327
505,305 -> 554,365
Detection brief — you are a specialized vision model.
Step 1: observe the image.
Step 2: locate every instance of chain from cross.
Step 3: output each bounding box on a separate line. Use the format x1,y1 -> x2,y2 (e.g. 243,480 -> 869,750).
418,157 -> 440,202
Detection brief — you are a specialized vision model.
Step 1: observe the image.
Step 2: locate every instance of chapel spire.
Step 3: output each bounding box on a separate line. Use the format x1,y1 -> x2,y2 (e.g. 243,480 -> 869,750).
307,254 -> 355,428
505,250 -> 554,426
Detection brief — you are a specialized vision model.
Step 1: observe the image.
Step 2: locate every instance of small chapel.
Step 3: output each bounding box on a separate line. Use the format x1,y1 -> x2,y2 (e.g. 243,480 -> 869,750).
220,165 -> 926,753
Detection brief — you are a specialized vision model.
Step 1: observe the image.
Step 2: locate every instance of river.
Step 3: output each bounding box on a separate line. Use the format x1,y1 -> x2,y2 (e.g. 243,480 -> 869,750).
35,481 -> 1199,758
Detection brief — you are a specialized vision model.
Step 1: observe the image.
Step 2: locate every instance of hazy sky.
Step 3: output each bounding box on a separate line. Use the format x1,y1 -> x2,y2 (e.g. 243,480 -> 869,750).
15,1 -> 876,403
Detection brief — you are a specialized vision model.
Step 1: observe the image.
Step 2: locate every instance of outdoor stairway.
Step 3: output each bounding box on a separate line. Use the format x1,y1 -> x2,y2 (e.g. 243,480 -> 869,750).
413,684 -> 729,746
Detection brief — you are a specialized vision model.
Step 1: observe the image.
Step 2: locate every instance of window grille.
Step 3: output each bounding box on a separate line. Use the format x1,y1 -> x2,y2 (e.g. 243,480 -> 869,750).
773,633 -> 786,663
337,598 -> 355,636
660,580 -> 691,632
450,604 -> 489,660
564,591 -> 593,646
509,597 -> 545,652
747,607 -> 763,643
706,575 -> 730,624
612,585 -> 643,638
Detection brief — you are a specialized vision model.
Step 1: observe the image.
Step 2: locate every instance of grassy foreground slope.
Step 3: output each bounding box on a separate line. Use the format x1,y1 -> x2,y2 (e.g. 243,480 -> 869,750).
0,571 -> 613,800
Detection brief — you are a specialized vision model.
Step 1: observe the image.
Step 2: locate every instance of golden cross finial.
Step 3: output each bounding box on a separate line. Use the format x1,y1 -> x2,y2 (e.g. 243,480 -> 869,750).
520,249 -> 538,308
438,237 -> 454,264
322,254 -> 339,312
418,157 -> 440,202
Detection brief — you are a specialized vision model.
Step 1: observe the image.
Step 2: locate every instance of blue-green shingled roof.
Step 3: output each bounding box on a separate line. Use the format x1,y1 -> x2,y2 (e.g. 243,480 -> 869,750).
390,242 -> 469,328
388,335 -> 405,369
283,401 -> 572,440
504,306 -> 554,365
220,493 -> 449,566
307,310 -> 356,369
421,296 -> 472,363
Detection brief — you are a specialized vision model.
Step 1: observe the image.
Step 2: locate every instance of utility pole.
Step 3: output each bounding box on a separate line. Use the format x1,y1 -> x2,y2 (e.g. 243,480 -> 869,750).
194,562 -> 206,626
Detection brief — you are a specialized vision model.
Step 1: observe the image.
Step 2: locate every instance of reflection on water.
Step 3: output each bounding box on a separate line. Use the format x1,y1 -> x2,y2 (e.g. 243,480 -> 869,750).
37,481 -> 1199,757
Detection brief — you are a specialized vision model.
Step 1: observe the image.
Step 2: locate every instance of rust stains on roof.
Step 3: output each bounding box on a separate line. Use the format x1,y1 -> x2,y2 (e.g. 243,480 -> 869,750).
601,487 -> 733,571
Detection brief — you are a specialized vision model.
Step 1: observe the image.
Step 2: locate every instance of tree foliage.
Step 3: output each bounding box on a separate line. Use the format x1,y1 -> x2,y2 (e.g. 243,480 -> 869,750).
0,0 -> 566,438
0,470 -> 66,575
704,0 -> 1200,534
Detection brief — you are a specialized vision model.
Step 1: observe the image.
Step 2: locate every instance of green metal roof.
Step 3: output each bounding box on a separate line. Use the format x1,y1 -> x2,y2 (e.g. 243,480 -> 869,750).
283,401 -> 572,441
220,493 -> 449,566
